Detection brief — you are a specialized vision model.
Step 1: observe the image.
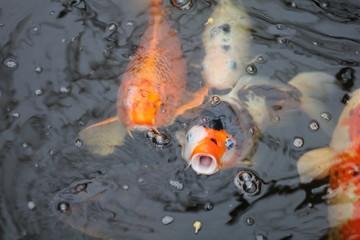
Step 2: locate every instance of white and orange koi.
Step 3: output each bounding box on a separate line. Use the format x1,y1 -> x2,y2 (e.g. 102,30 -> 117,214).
298,89 -> 360,240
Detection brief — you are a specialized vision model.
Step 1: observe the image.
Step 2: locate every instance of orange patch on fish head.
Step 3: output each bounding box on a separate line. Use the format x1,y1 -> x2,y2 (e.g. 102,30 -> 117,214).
185,126 -> 236,175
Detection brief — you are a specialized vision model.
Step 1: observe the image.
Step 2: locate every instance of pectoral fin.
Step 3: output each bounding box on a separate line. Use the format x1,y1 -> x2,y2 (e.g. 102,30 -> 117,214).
79,117 -> 127,156
297,147 -> 334,183
288,72 -> 340,136
176,84 -> 209,116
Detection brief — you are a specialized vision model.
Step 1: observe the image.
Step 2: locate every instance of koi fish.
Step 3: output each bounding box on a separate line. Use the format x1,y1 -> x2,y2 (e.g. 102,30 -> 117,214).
297,89 -> 360,240
178,94 -> 258,175
179,72 -> 342,175
80,0 -> 208,155
202,0 -> 251,90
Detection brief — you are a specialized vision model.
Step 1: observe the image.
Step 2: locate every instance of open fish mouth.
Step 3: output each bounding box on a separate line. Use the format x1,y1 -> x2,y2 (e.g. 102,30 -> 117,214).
190,153 -> 218,175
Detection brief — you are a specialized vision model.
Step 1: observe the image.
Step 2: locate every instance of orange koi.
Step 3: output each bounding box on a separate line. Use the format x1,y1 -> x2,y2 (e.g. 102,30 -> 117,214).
80,0 -> 208,155
297,89 -> 360,240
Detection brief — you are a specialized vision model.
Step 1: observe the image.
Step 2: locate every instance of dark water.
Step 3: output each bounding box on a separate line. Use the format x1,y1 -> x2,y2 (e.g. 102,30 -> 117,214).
1,0 -> 360,239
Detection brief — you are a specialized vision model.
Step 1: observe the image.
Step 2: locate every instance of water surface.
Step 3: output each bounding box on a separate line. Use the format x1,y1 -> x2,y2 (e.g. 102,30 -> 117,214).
1,0 -> 360,239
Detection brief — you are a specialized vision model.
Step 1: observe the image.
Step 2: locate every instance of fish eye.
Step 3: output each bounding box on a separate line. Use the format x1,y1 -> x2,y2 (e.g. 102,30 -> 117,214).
225,139 -> 234,150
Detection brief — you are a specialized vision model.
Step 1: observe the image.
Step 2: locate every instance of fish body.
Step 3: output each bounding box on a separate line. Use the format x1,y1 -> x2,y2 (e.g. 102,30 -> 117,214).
202,0 -> 251,90
117,0 -> 186,130
180,72 -> 342,175
297,89 -> 360,240
80,0 -> 208,155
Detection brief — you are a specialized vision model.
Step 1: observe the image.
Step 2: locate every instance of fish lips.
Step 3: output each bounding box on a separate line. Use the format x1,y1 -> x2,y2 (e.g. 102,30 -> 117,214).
190,153 -> 219,175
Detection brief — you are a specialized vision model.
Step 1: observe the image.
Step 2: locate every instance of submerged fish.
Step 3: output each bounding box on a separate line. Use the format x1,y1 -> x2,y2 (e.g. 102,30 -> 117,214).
202,0 -> 251,90
297,89 -> 360,240
51,165 -> 239,239
179,72 -> 342,175
80,0 -> 208,155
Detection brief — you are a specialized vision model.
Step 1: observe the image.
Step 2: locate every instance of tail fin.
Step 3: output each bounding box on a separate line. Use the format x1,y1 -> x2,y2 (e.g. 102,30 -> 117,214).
79,117 -> 127,156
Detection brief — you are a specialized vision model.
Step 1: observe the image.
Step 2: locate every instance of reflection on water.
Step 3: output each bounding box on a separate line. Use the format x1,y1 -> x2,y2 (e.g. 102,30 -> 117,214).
1,0 -> 360,239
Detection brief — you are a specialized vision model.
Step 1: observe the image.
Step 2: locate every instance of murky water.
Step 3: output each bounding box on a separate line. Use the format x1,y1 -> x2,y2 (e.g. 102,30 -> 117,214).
1,0 -> 360,239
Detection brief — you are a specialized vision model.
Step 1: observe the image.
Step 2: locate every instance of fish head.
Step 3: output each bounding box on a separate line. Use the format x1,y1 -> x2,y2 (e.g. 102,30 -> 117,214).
181,97 -> 258,175
184,125 -> 236,175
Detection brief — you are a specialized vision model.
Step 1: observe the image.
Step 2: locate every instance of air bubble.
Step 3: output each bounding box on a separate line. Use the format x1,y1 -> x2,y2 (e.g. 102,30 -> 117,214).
12,112 -> 20,118
71,183 -> 87,194
161,215 -> 174,225
204,202 -> 213,211
234,170 -> 261,196
320,112 -> 331,121
243,181 -> 258,194
277,37 -> 286,44
22,143 -> 29,148
50,11 -> 55,15
154,133 -> 170,147
107,23 -> 117,32
321,2 -> 328,8
33,26 -> 40,32
239,172 -> 252,182
171,0 -> 193,10
342,93 -> 351,104
0,23 -> 4,27
34,66 -> 42,73
211,96 -> 221,106
145,129 -> 157,139
57,201 -> 70,213
276,24 -> 284,30
293,137 -> 304,148
271,115 -> 280,123
75,139 -> 82,147
336,67 -> 354,91
256,56 -> 264,63
249,127 -> 257,136
246,64 -> 257,75
59,86 -> 71,95
312,41 -> 318,46
256,234 -> 268,240
28,201 -> 36,210
3,57 -> 18,70
34,89 -> 44,96
169,180 -> 184,190
246,217 -> 254,226
309,120 -> 319,131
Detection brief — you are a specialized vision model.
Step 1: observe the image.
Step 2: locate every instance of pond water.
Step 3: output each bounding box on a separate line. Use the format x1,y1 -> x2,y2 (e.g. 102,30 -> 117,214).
1,0 -> 360,239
